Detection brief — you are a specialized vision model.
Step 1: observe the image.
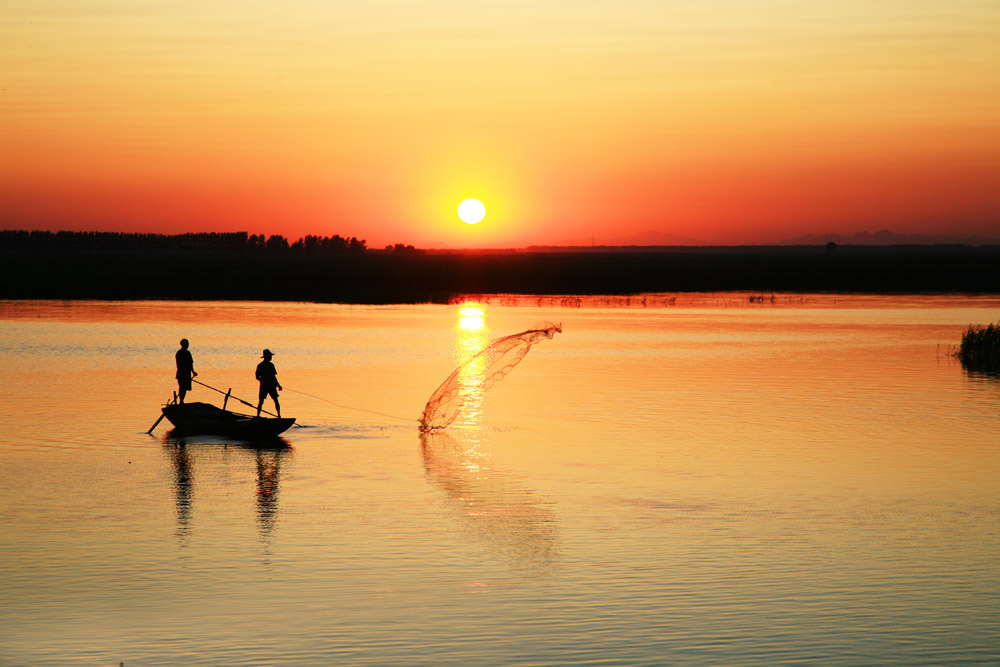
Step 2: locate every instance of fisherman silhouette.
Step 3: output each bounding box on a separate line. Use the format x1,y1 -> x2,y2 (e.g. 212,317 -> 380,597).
175,338 -> 197,403
255,349 -> 282,417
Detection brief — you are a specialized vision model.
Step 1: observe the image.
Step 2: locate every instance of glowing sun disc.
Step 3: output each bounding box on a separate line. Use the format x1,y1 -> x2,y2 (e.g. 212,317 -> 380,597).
458,199 -> 486,224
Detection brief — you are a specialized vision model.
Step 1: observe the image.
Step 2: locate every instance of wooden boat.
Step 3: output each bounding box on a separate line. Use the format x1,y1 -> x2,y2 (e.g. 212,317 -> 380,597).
160,402 -> 296,439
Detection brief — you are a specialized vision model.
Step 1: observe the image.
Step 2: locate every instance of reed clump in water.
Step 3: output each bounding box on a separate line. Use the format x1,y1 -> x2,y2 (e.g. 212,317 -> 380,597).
957,322 -> 1000,373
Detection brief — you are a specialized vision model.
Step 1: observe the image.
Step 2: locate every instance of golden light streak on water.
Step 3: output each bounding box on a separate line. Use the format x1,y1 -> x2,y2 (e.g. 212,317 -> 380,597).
454,302 -> 490,433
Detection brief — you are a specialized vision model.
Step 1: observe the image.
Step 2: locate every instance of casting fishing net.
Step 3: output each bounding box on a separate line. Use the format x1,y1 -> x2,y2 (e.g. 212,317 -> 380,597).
420,321 -> 562,430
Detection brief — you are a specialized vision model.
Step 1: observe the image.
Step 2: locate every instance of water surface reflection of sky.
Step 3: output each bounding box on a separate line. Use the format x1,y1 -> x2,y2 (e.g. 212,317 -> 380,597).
1,297 -> 998,666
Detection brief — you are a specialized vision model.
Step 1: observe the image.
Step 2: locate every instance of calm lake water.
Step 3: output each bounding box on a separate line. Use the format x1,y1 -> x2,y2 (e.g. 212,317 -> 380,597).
2,294 -> 999,666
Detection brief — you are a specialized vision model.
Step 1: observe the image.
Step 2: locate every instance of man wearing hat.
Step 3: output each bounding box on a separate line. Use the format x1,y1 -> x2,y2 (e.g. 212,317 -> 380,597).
255,348 -> 282,417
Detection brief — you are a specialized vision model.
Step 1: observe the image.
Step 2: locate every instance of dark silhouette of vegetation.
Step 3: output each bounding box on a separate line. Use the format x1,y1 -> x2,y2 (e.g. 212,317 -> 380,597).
0,230 -> 365,253
2,230 -> 999,304
957,322 -> 1000,374
385,243 -> 422,255
292,234 -> 366,253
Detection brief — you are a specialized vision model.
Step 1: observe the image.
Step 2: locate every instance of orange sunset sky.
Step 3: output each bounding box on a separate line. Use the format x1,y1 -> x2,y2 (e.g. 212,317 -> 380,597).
2,1 -> 999,247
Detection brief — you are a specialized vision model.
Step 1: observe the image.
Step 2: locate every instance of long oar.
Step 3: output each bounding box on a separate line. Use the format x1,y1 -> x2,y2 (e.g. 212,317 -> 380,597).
147,412 -> 167,434
192,378 -> 274,416
147,391 -> 177,434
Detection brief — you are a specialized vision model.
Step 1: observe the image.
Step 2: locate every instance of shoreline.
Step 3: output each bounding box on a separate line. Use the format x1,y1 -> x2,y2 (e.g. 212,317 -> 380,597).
3,245 -> 999,303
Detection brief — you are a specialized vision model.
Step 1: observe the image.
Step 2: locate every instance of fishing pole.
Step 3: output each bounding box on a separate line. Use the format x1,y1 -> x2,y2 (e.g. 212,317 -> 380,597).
191,378 -> 302,425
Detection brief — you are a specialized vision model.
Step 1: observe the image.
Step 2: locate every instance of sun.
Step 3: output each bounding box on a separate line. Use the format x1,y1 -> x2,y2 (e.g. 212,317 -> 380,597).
457,199 -> 486,224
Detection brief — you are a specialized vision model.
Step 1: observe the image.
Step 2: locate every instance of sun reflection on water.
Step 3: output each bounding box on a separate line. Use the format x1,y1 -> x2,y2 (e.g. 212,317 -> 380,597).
453,302 -> 490,432
458,304 -> 486,333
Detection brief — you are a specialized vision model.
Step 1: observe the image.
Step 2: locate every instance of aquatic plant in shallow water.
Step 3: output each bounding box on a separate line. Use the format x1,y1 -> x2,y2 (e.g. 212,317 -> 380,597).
957,322 -> 1000,373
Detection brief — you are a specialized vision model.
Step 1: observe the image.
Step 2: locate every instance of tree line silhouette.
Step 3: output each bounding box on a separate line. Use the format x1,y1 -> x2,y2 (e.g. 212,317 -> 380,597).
2,229 -> 999,303
0,230 -> 367,253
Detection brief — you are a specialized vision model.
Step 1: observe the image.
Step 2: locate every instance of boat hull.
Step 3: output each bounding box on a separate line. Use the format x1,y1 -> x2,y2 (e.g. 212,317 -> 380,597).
161,402 -> 295,438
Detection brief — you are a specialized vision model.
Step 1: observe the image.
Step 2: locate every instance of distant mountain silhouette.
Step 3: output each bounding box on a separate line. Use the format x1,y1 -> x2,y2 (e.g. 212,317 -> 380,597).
779,229 -> 1000,246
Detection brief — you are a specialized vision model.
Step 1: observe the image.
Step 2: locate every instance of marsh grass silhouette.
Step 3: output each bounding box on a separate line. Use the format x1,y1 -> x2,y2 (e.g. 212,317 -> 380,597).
957,322 -> 1000,374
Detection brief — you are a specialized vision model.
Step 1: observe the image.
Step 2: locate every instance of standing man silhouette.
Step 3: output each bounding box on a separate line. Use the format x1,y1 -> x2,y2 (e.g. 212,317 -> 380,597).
175,339 -> 197,403
256,349 -> 282,417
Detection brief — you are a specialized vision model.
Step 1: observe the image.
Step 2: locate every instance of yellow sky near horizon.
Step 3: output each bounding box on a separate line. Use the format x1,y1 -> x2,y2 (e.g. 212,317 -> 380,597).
2,0 -> 999,246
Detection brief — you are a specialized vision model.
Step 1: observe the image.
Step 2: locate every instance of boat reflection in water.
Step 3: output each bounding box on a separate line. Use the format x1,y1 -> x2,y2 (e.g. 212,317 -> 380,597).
169,439 -> 194,540
163,431 -> 290,543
